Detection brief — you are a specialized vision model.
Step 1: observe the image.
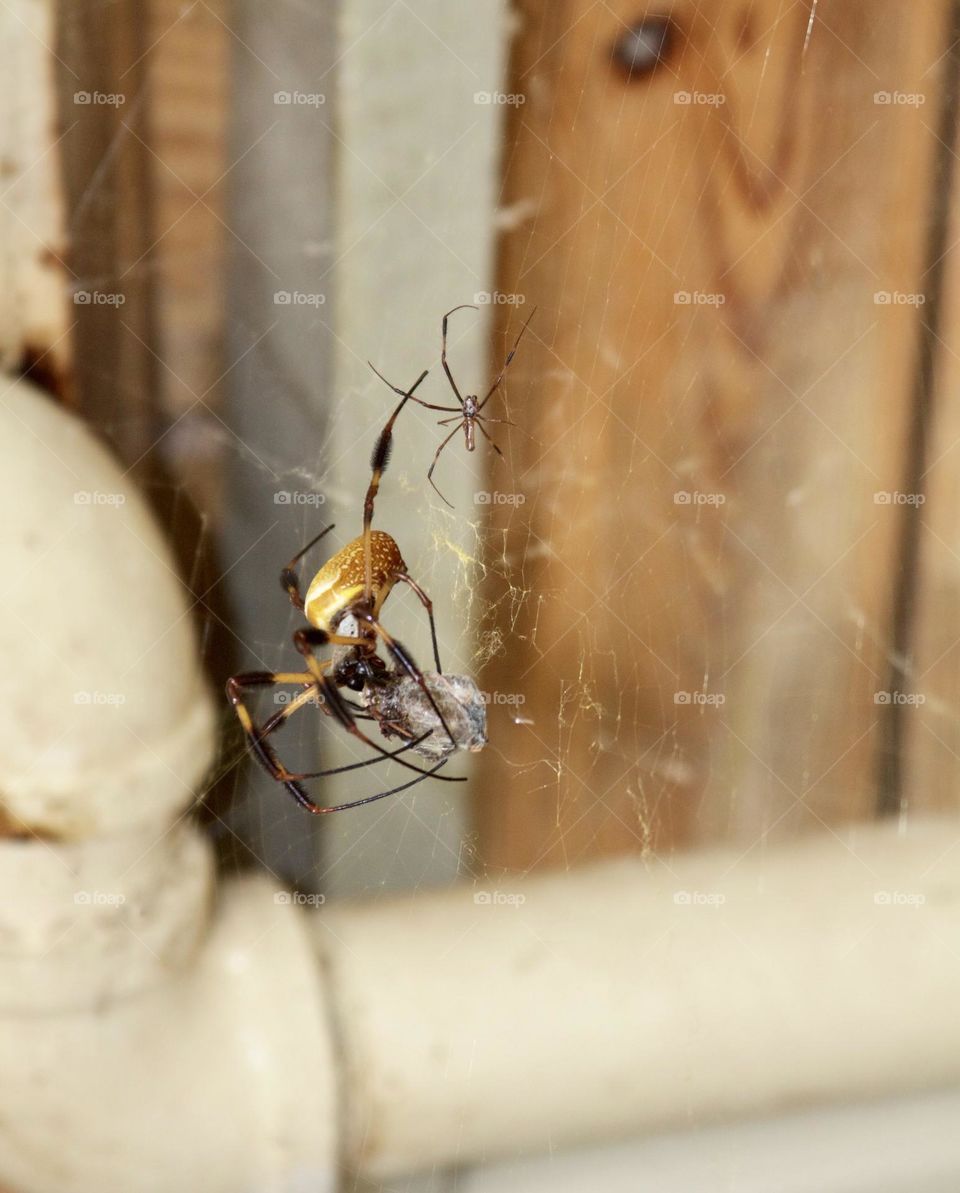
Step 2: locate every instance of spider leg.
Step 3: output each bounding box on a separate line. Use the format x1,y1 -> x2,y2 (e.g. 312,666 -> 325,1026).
297,760 -> 452,815
259,679 -> 318,735
254,679 -> 435,779
226,670 -> 328,811
441,304 -> 478,406
280,523 -> 336,610
294,627 -> 464,780
426,423 -> 464,509
476,305 -> 537,412
393,572 -> 443,673
368,362 -> 460,413
476,420 -> 505,459
357,612 -> 458,748
363,368 -> 429,602
227,671 -> 457,812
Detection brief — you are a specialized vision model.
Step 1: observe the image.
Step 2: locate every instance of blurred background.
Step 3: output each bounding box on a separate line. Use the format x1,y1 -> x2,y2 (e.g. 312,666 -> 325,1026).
8,0 -> 960,1189
45,0 -> 960,882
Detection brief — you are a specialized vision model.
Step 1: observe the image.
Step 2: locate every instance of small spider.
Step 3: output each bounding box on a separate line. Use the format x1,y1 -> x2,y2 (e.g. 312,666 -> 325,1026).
226,371 -> 470,814
370,304 -> 536,507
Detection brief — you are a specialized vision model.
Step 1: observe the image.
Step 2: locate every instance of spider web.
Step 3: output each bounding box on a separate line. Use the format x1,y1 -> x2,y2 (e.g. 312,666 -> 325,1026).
56,0 -> 941,986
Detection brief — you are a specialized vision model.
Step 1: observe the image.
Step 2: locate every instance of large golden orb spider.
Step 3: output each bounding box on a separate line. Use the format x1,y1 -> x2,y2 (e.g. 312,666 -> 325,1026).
226,371 -> 465,814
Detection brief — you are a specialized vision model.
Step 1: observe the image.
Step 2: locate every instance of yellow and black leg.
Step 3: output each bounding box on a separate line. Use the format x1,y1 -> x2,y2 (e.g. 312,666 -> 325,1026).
361,368 -> 429,600
226,670 -> 452,813
279,523 -> 337,611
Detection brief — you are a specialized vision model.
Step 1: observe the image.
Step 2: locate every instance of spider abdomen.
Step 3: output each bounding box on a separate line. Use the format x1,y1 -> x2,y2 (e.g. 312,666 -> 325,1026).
304,529 -> 404,632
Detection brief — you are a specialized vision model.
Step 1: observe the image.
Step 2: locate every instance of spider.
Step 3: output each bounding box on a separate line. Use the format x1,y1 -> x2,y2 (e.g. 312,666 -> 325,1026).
226,370 -> 467,814
369,303 -> 536,507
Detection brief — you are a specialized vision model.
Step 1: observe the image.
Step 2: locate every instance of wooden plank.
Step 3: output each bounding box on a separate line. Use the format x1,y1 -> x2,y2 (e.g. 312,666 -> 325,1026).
478,0 -> 949,870
56,3 -> 157,465
146,0 -> 228,518
904,6 -> 960,813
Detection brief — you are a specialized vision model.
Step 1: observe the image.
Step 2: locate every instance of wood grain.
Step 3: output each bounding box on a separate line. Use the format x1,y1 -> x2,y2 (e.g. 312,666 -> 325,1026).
146,0 -> 228,519
904,6 -> 960,814
477,1 -> 950,870
56,1 -> 158,465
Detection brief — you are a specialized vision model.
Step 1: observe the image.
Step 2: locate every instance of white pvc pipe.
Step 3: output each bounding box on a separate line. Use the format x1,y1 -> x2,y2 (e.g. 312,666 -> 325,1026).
314,818 -> 960,1179
6,375 -> 960,1191
460,1086 -> 960,1193
0,378 -> 338,1192
0,875 -> 337,1193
